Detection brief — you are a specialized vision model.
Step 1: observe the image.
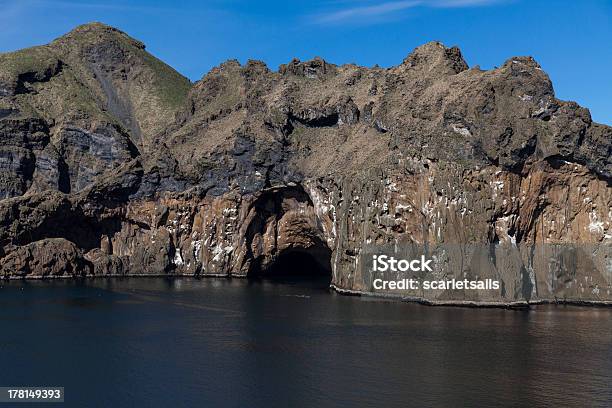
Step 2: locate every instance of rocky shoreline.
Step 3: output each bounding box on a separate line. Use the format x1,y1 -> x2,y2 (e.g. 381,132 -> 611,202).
330,284 -> 612,308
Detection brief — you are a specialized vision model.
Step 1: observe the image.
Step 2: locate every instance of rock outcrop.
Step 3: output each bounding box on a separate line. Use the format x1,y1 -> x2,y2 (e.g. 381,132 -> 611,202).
1,24 -> 610,305
0,238 -> 90,278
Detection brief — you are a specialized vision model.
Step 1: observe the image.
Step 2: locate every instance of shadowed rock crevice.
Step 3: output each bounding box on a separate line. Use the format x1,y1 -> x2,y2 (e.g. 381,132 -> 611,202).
289,111 -> 340,128
14,59 -> 64,95
14,207 -> 124,253
57,156 -> 71,193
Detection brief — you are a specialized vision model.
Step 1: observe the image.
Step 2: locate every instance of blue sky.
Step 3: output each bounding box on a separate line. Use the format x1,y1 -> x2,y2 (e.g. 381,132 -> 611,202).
1,0 -> 611,124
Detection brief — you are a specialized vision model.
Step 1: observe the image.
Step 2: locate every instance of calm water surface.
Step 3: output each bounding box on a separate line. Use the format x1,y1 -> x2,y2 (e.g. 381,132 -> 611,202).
0,277 -> 610,408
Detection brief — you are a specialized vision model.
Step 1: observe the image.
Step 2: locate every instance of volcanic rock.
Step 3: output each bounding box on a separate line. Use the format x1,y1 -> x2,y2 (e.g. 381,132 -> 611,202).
1,23 -> 610,304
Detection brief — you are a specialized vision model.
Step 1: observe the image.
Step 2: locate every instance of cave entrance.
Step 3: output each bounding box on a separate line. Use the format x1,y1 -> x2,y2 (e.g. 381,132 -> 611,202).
254,246 -> 332,285
244,185 -> 333,286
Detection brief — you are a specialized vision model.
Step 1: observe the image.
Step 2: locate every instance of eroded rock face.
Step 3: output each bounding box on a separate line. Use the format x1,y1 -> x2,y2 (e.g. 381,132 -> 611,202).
304,160 -> 611,303
0,238 -> 90,278
0,25 -> 610,304
71,185 -> 330,278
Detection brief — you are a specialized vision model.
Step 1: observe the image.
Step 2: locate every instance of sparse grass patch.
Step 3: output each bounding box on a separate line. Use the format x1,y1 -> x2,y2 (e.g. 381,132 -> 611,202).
138,48 -> 191,110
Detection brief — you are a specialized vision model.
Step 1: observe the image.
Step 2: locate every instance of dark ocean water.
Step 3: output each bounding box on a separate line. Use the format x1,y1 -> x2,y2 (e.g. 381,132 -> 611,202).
0,277 -> 610,408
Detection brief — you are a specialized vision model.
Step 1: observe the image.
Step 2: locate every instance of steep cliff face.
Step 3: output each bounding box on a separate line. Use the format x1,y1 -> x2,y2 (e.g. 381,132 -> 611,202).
0,24 -> 610,304
0,23 -> 190,198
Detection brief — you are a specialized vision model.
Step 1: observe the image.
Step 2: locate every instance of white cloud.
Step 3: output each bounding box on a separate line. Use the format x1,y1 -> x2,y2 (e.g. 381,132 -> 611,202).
311,0 -> 505,25
314,1 -> 422,24
432,0 -> 505,7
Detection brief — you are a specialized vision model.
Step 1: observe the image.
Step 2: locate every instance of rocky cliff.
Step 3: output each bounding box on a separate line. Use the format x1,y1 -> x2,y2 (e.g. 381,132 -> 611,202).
1,23 -> 610,305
